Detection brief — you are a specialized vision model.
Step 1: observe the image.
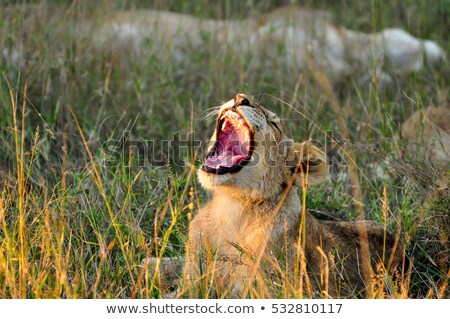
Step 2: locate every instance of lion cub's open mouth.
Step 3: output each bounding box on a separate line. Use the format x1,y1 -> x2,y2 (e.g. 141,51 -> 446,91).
202,109 -> 254,175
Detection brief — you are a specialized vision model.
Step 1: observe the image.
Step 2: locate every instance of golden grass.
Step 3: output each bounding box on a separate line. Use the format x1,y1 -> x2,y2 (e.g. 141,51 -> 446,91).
0,0 -> 448,299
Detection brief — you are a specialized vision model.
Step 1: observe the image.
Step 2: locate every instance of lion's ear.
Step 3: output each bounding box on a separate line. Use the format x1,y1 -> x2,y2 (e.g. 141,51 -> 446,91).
286,142 -> 328,187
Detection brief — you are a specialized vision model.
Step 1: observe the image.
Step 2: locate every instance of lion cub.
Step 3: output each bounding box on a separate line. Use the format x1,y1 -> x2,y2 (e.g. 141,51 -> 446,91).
184,94 -> 403,298
399,105 -> 450,165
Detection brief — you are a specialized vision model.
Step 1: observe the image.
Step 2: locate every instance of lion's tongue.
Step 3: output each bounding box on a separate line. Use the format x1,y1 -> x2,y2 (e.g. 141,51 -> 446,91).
205,121 -> 247,169
205,152 -> 245,169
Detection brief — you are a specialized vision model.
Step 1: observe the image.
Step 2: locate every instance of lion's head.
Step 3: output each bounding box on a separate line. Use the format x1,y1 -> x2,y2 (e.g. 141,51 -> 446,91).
198,94 -> 328,199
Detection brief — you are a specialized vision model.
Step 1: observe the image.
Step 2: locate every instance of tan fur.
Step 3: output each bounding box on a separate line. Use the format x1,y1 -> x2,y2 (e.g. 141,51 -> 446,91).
399,106 -> 450,165
184,94 -> 404,298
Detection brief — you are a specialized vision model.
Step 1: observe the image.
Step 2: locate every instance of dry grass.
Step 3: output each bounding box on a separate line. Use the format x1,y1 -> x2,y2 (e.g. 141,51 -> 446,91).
0,0 -> 448,298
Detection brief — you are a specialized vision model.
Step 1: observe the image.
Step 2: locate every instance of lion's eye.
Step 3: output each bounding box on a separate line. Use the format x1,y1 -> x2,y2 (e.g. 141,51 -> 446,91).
241,98 -> 250,106
269,120 -> 282,134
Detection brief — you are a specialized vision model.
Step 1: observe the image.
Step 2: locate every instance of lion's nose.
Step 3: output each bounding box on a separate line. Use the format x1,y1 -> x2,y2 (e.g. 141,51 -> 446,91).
234,94 -> 251,109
